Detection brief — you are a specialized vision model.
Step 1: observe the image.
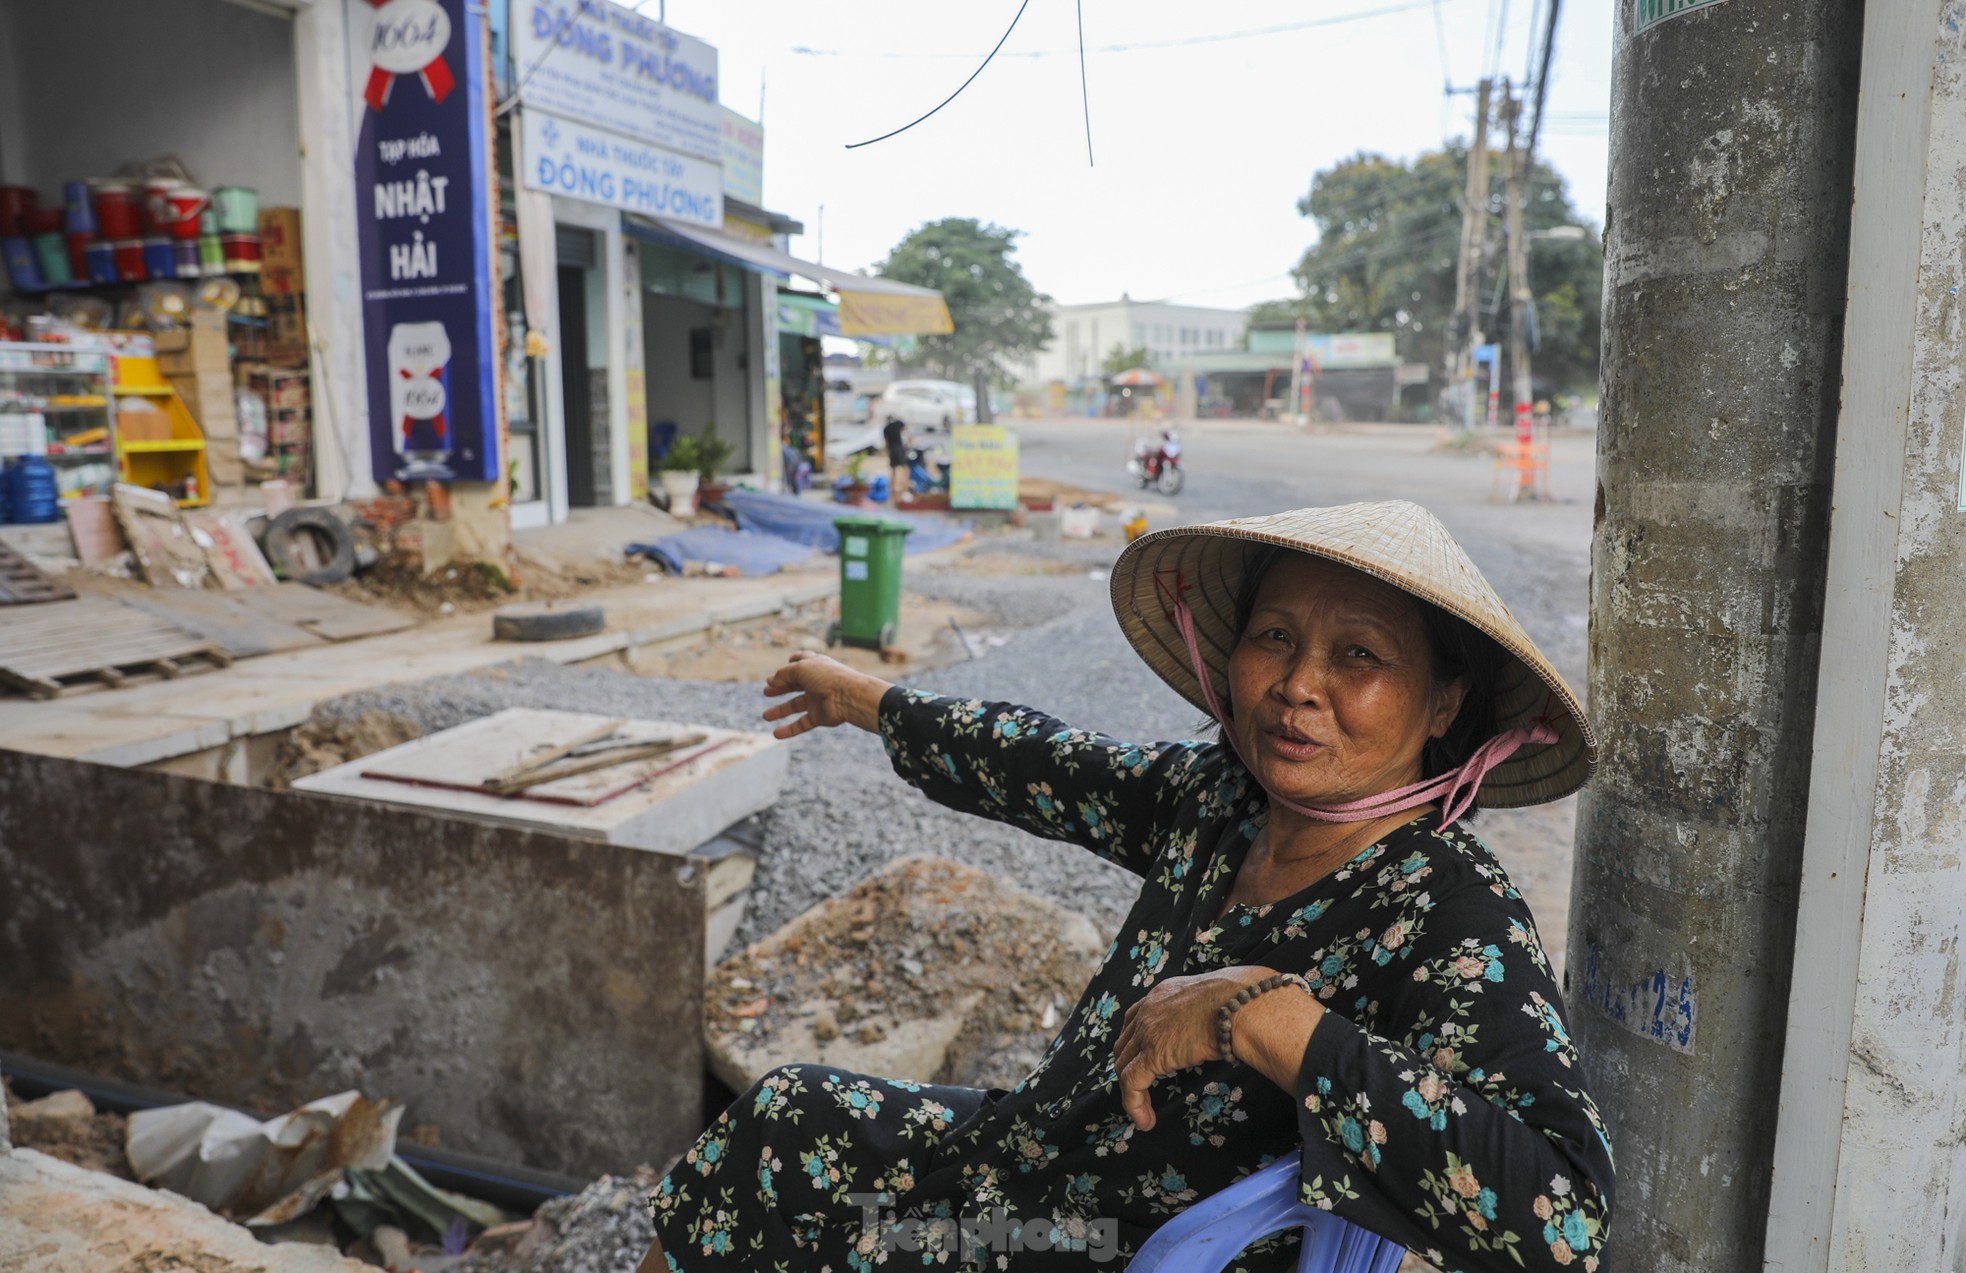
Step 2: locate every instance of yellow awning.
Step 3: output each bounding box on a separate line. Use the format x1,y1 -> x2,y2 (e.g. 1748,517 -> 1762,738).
836,286 -> 953,337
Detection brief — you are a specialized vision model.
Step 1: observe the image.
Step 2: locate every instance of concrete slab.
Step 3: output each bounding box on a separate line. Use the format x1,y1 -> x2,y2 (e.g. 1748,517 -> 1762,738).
294,707 -> 789,856
0,1146 -> 370,1273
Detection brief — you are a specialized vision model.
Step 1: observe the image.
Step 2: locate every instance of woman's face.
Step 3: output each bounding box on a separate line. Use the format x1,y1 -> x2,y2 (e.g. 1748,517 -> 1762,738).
1227,554 -> 1469,807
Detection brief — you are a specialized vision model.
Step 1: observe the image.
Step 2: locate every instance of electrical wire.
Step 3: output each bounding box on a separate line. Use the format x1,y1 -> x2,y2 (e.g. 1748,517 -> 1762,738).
1528,0 -> 1562,152
1490,0 -> 1512,81
1432,0 -> 1454,93
845,0 -> 1032,149
1521,0 -> 1544,89
496,10 -> 572,116
798,1 -> 1444,60
1076,0 -> 1094,166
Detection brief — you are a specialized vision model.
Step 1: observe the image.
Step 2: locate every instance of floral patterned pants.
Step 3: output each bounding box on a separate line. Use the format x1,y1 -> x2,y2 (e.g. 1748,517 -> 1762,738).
647,1064 -> 994,1271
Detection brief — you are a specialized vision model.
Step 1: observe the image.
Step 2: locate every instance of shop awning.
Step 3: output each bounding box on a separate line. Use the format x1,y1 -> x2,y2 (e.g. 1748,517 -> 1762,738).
623,215 -> 954,338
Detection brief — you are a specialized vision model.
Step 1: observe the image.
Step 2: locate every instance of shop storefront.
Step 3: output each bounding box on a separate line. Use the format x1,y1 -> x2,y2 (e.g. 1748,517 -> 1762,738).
499,0 -> 732,524
0,0 -> 372,516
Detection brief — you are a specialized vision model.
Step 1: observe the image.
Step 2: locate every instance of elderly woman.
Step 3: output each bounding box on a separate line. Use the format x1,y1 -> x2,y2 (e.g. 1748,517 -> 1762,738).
640,501 -> 1613,1272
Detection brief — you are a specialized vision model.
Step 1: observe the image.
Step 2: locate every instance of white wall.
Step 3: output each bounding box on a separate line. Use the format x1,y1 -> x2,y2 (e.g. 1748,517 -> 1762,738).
0,0 -> 301,204
1028,299 -> 1248,385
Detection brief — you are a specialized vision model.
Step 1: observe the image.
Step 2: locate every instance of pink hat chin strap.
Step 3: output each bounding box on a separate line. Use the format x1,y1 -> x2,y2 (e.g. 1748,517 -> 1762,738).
1168,595 -> 1556,830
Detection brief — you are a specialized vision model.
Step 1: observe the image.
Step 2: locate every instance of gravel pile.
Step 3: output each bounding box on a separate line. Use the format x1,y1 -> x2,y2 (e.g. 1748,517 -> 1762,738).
454,1169 -> 660,1273
302,557 -> 1201,948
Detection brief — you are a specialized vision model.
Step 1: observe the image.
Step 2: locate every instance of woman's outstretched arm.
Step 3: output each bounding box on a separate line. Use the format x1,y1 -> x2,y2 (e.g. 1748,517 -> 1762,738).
762,652 -> 1224,877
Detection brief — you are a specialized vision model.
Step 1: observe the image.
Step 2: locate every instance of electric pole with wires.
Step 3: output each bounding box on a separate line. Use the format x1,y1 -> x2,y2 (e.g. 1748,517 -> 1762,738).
1501,81 -> 1546,500
1448,79 -> 1493,433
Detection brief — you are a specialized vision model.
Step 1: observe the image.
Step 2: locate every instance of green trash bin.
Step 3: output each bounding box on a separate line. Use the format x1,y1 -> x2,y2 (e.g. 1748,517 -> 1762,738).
829,514 -> 913,650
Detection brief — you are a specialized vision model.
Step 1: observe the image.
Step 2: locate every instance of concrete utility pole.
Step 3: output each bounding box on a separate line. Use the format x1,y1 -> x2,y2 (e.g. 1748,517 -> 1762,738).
1501,84 -> 1534,497
1762,5 -> 1966,1268
1566,1 -> 1862,1269
1448,78 -> 1492,432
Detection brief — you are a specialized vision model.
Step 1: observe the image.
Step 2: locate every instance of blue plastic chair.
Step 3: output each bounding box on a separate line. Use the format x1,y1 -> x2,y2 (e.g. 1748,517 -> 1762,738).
1128,1153 -> 1406,1273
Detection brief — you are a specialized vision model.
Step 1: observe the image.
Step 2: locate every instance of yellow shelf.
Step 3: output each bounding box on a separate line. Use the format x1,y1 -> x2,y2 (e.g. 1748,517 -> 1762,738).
113,385 -> 175,397
120,439 -> 206,454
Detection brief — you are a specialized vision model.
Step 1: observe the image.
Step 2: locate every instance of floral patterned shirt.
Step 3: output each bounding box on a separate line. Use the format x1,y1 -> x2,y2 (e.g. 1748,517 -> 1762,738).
876,688 -> 1614,1271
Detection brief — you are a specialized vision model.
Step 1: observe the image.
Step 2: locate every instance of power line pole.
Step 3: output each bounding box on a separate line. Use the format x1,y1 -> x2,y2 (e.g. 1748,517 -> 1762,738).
1502,81 -> 1537,497
1566,0 -> 1862,1267
1448,78 -> 1492,433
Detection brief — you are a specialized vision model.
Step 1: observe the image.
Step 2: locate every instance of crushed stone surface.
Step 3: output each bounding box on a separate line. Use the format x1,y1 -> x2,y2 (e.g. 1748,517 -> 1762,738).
706,857 -> 1106,1092
452,1170 -> 660,1273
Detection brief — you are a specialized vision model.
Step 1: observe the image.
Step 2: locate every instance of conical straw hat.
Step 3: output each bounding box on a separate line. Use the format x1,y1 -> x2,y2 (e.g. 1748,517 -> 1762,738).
1108,500 -> 1595,809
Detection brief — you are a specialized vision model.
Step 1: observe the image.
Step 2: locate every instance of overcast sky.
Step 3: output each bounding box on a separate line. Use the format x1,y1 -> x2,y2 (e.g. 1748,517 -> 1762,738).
666,0 -> 1610,312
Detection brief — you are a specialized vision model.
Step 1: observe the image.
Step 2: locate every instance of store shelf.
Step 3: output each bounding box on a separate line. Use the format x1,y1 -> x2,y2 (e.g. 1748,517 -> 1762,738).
112,385 -> 175,397
0,397 -> 109,412
118,439 -> 205,454
44,448 -> 115,460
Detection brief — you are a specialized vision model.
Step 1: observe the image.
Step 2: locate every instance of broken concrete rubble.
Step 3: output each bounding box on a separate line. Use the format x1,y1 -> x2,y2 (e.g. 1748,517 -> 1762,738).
2,1081 -> 133,1179
0,1144 -> 375,1273
705,856 -> 1106,1093
453,1168 -> 662,1273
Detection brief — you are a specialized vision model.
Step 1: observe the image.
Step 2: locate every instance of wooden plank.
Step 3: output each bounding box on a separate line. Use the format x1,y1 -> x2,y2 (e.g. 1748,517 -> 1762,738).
0,595 -> 224,689
110,483 -> 212,590
491,734 -> 707,794
230,582 -> 415,641
184,510 -> 278,590
114,588 -> 321,657
0,665 -> 63,699
64,497 -> 125,567
482,719 -> 628,788
0,539 -> 77,605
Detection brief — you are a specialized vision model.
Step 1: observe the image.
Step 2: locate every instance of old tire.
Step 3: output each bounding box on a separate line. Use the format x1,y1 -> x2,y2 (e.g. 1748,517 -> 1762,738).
260,507 -> 358,586
493,601 -> 606,642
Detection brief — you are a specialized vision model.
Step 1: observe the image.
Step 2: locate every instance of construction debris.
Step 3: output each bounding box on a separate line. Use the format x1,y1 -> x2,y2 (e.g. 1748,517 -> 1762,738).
1,1083 -> 133,1180
127,1091 -> 402,1226
452,1169 -> 660,1273
705,856 -> 1106,1093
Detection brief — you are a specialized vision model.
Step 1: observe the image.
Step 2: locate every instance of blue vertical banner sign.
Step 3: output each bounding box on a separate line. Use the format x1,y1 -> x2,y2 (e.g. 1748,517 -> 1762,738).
352,0 -> 500,484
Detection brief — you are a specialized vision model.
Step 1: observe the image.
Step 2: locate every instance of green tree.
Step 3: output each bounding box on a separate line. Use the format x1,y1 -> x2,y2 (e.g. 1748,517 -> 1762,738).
1250,146 -> 1602,394
876,219 -> 1054,383
1101,344 -> 1151,374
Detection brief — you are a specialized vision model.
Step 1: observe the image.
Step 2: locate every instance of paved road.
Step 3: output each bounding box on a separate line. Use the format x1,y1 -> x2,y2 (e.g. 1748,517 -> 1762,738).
1014,418 -> 1595,691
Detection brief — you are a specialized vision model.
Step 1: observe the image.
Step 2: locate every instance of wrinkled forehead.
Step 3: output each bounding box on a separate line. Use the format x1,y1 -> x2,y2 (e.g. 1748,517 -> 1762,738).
1249,551 -> 1423,627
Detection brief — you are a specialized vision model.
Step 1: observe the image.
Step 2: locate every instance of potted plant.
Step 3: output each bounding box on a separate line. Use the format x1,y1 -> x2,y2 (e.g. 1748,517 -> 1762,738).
836,451 -> 871,504
659,433 -> 701,514
694,425 -> 736,509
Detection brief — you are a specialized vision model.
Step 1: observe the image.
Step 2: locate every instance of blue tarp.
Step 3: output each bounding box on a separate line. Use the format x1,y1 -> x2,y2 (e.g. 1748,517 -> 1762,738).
722,488 -> 970,555
628,527 -> 819,577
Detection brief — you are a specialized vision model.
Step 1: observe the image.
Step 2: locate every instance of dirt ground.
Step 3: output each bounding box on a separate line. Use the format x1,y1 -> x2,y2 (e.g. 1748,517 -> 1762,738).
321,549 -> 652,621
3,1082 -> 134,1180
619,593 -> 1000,683
263,708 -> 424,789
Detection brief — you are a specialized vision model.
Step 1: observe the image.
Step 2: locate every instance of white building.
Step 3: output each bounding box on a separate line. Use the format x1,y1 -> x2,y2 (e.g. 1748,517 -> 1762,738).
1019,297 -> 1248,385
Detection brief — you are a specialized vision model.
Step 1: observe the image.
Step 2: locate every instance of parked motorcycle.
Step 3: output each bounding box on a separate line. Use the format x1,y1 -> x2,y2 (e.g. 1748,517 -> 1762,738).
907,443 -> 950,494
1127,428 -> 1185,495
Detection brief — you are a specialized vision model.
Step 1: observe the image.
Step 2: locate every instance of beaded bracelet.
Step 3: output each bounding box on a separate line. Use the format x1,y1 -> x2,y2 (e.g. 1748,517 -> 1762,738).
1216,973 -> 1313,1065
